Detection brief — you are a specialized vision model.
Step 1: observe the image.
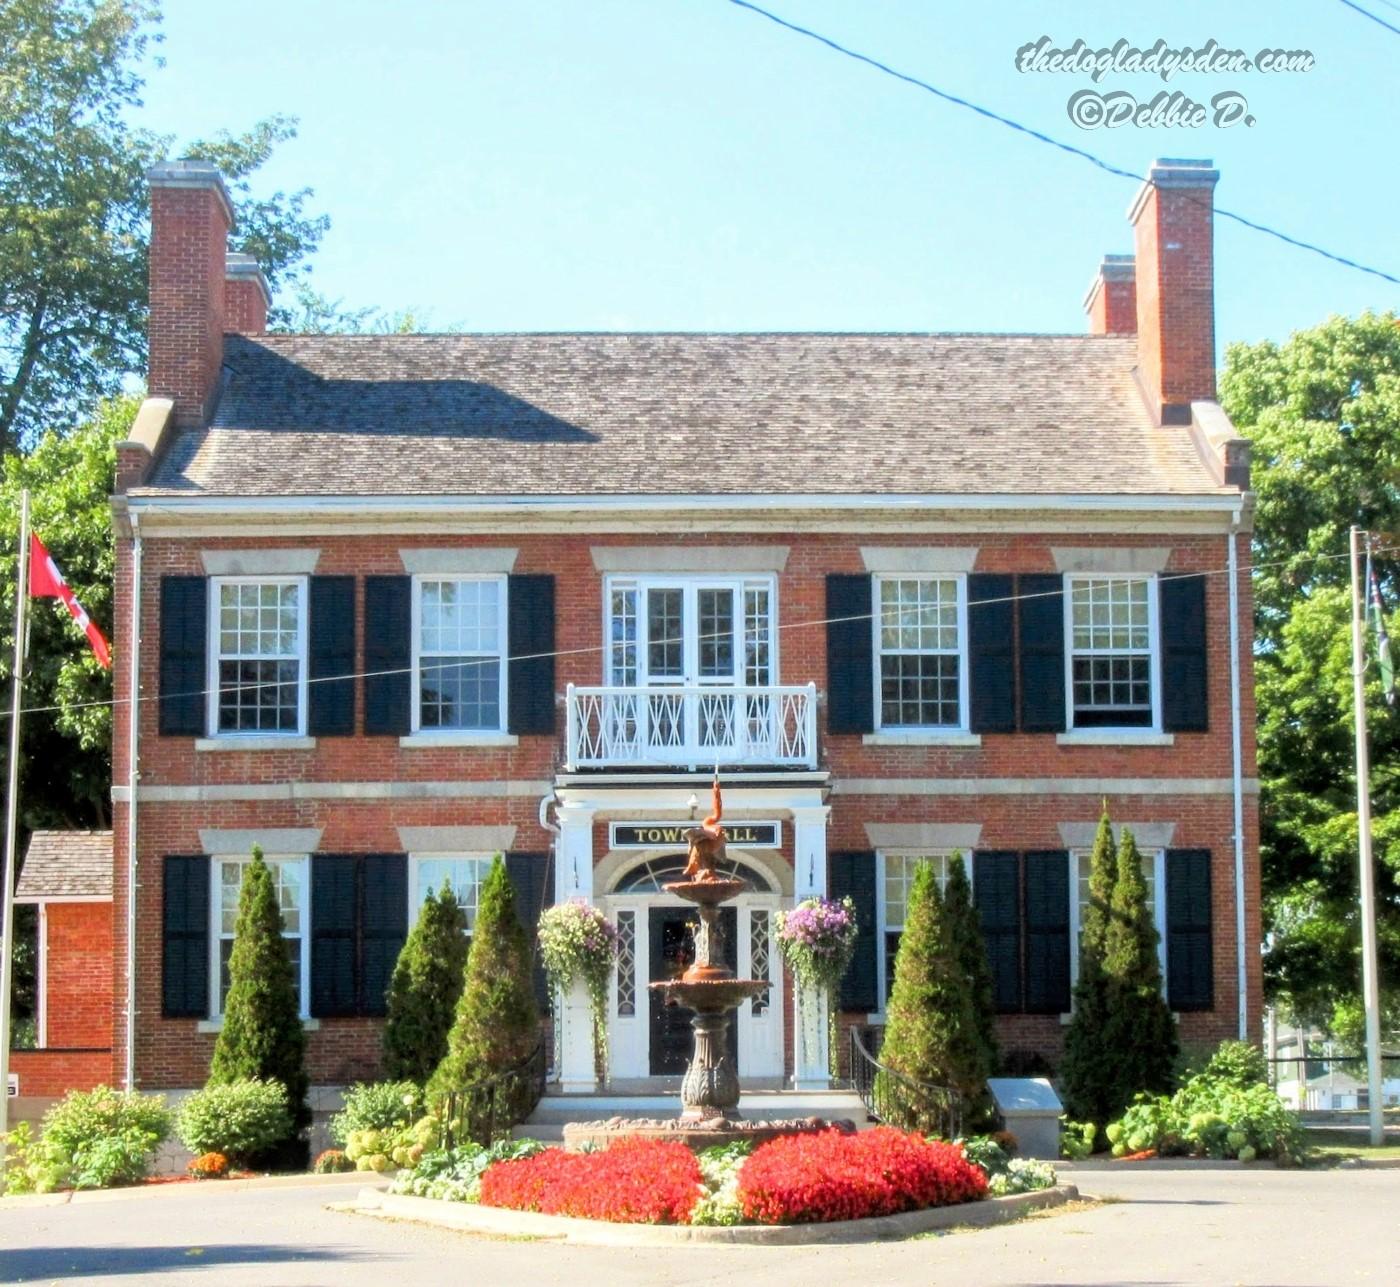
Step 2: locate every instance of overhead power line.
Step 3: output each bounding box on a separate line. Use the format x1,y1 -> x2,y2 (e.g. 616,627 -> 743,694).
721,0 -> 1400,287
6,541 -> 1396,724
1337,0 -> 1400,37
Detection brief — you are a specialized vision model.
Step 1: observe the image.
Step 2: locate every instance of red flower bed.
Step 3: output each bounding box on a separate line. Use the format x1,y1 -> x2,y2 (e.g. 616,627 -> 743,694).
737,1127 -> 987,1225
479,1138 -> 701,1224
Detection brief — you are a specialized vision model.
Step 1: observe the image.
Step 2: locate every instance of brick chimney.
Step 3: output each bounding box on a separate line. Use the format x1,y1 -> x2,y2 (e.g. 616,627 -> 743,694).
224,253 -> 270,334
1128,158 -> 1218,425
147,160 -> 234,426
1083,254 -> 1137,335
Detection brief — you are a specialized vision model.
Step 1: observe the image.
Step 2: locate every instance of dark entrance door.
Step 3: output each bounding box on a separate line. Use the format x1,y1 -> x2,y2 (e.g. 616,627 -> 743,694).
648,906 -> 737,1076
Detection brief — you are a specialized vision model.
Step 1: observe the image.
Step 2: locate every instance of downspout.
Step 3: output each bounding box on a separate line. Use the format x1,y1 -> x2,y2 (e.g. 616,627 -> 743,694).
124,513 -> 142,1090
1228,508 -> 1248,1040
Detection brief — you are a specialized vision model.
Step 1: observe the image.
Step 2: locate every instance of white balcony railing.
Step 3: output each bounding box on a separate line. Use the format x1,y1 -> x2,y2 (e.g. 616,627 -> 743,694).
565,683 -> 818,770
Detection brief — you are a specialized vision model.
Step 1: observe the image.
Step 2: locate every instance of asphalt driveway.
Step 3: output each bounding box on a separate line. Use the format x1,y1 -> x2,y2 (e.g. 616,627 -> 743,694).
0,1162 -> 1395,1285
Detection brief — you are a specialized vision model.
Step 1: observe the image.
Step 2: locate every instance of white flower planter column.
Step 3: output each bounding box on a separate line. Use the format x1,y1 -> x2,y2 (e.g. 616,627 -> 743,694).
791,804 -> 832,1090
554,802 -> 598,1093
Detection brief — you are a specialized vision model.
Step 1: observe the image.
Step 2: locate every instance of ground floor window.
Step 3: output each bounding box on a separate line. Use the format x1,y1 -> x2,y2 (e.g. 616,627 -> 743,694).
213,855 -> 309,1017
876,851 -> 959,1011
411,855 -> 493,948
1069,847 -> 1167,988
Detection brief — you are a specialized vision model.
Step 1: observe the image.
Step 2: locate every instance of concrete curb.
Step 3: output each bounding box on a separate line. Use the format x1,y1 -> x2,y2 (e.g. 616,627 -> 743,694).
0,1170 -> 386,1210
336,1183 -> 1079,1246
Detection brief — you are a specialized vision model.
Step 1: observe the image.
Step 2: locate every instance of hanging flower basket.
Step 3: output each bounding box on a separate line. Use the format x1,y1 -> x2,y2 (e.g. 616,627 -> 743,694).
775,896 -> 858,1077
538,900 -> 619,1072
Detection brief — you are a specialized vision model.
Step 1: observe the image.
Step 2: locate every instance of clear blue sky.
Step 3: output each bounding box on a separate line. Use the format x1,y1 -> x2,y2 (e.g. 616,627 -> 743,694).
137,0 -> 1398,350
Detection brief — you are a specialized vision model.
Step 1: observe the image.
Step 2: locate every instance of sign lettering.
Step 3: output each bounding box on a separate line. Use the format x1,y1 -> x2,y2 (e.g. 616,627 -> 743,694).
610,820 -> 781,849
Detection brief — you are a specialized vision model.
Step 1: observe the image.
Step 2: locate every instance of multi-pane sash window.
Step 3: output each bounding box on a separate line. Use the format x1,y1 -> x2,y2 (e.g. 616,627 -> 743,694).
214,856 -> 308,1016
1068,576 -> 1157,728
412,857 -> 493,947
1070,848 -> 1167,987
877,852 -> 956,1009
211,579 -> 305,734
876,577 -> 965,729
415,577 -> 505,731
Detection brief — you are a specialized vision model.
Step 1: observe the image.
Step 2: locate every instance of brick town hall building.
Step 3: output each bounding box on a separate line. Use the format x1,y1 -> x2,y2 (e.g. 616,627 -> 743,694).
85,156 -> 1258,1100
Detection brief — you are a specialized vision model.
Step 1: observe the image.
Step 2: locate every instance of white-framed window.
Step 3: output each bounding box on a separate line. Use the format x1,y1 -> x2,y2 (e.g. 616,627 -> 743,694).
209,577 -> 307,736
1065,575 -> 1160,730
1067,847 -> 1168,989
412,576 -> 507,732
874,576 -> 968,730
212,855 -> 310,1018
605,575 -> 777,687
409,855 -> 494,947
875,850 -> 961,1011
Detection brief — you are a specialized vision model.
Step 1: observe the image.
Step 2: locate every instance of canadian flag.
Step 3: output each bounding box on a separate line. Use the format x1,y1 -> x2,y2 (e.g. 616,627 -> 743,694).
28,533 -> 112,669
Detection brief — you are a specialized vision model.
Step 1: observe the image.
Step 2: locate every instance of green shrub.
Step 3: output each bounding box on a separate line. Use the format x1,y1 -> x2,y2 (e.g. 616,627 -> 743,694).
384,884 -> 470,1083
175,1080 -> 292,1166
426,857 -> 540,1143
878,860 -> 990,1133
1059,1119 -> 1097,1160
344,1114 -> 439,1171
389,1137 -> 547,1203
2,1086 -> 171,1192
313,1148 -> 355,1174
957,1135 -> 1010,1179
329,1081 -> 422,1147
1200,1040 -> 1269,1090
209,848 -> 309,1140
1107,1075 -> 1303,1163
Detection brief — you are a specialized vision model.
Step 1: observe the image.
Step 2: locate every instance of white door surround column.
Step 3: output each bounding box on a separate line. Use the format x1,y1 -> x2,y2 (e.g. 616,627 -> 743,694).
554,802 -> 597,1093
791,804 -> 832,1089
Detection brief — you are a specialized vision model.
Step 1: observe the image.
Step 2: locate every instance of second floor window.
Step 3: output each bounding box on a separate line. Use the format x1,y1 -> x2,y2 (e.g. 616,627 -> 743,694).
414,577 -> 505,731
1068,576 -> 1158,729
875,576 -> 966,729
210,577 -> 306,735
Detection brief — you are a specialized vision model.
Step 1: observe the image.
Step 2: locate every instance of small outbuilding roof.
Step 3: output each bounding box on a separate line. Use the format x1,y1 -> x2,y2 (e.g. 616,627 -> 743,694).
16,831 -> 113,900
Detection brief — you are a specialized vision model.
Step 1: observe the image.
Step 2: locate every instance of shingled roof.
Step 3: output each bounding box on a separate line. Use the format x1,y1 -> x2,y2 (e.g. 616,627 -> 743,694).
135,332 -> 1231,499
17,832 -> 112,900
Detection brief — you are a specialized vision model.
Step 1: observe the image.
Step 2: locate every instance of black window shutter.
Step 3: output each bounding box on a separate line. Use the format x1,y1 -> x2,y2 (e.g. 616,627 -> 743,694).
162,855 -> 210,1018
1018,574 -> 1066,733
969,573 -> 1015,733
828,850 -> 878,1012
159,577 -> 208,736
364,576 -> 411,736
1023,850 -> 1071,1013
826,574 -> 875,734
310,855 -> 360,1017
1166,848 -> 1214,1011
308,576 -> 356,736
973,851 -> 1022,1012
1161,575 -> 1209,732
360,854 -> 407,1017
505,851 -> 555,1012
507,575 -> 556,736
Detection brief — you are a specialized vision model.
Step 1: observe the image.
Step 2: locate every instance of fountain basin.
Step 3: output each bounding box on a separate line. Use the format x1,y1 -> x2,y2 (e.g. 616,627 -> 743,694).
561,1115 -> 854,1153
663,877 -> 749,907
650,978 -> 770,1011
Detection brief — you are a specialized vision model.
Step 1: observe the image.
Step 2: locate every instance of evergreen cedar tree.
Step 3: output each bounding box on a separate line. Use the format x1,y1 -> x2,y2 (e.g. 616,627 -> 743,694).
383,882 -> 470,1084
1102,828 -> 1178,1100
943,853 -> 1000,1082
1061,813 -> 1178,1134
427,857 -> 539,1124
208,846 -> 309,1136
877,859 -> 993,1132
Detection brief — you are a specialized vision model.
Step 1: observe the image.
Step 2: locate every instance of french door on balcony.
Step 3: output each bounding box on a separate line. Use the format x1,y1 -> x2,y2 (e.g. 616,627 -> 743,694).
606,576 -> 774,765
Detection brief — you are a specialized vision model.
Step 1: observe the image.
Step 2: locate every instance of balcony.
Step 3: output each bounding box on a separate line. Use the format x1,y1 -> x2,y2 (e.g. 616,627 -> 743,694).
565,683 -> 818,770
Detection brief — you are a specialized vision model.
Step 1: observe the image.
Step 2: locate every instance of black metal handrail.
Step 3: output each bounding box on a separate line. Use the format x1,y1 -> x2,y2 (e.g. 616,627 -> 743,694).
441,1040 -> 547,1149
848,1026 -> 962,1139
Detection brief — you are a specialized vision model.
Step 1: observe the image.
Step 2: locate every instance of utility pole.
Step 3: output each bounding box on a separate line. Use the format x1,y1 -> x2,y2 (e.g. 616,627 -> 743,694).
1348,525 -> 1386,1147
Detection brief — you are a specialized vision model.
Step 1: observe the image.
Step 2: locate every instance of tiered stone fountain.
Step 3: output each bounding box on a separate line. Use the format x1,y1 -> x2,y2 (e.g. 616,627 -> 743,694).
562,777 -> 852,1152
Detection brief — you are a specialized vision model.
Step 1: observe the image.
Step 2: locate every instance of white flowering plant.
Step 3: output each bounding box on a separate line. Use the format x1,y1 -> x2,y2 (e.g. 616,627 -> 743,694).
538,900 -> 619,1071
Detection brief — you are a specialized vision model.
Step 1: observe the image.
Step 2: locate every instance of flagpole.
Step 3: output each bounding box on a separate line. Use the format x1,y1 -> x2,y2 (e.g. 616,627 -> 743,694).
1349,525 -> 1385,1147
0,489 -> 32,1169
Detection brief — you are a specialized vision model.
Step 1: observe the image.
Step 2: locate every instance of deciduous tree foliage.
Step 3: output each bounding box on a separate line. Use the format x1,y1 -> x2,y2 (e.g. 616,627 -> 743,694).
0,0 -> 329,452
208,847 -> 309,1141
383,882 -> 470,1084
1220,312 -> 1400,1039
